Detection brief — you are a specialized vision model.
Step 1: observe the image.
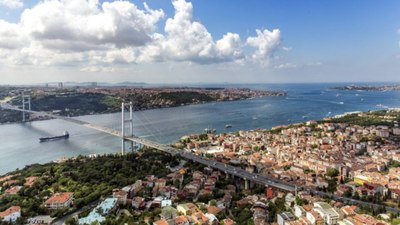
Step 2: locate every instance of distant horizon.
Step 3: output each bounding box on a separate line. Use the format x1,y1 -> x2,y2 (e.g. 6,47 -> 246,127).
2,81 -> 400,87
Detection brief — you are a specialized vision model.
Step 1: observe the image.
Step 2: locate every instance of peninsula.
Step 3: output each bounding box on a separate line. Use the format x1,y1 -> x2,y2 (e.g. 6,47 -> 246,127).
0,86 -> 286,124
331,84 -> 400,91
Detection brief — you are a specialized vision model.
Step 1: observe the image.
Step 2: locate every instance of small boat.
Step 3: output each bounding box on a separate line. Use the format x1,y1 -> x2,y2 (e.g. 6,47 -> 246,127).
204,128 -> 216,134
225,124 -> 232,128
339,102 -> 344,105
40,131 -> 69,142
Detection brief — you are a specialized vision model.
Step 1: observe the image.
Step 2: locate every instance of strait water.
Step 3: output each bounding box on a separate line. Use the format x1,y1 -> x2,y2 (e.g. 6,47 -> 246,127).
1,83 -> 400,175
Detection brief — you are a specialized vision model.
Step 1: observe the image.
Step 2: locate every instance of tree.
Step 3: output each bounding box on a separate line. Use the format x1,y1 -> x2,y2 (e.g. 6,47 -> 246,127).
65,217 -> 78,225
295,196 -> 308,206
327,178 -> 338,193
343,188 -> 353,198
326,168 -> 339,178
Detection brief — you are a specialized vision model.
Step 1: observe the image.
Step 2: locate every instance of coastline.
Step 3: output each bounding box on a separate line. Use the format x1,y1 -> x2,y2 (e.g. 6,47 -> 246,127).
0,93 -> 285,125
2,83 -> 400,176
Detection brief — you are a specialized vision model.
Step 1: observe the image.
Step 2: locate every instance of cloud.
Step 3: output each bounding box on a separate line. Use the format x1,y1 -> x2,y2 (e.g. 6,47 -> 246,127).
246,29 -> 281,66
0,20 -> 26,49
0,0 -> 23,9
80,66 -> 116,73
0,0 -> 282,70
21,0 -> 164,50
306,62 -> 322,66
139,0 -> 244,64
275,63 -> 297,69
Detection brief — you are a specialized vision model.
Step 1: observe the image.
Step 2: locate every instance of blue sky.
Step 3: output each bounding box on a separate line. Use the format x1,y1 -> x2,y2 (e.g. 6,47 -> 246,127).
0,0 -> 399,84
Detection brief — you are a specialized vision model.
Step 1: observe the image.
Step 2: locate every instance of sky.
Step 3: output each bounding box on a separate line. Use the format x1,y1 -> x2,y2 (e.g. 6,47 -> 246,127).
0,0 -> 399,84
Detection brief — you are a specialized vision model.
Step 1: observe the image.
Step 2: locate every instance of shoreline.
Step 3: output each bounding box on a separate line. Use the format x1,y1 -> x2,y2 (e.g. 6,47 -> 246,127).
0,94 -> 285,125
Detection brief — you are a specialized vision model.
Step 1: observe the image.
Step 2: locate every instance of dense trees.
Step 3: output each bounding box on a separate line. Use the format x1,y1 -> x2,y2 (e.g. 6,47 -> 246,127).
0,150 -> 179,221
328,111 -> 395,127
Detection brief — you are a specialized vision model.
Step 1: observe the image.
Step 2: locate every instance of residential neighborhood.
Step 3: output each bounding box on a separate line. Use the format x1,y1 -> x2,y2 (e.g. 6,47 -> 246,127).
1,110 -> 400,224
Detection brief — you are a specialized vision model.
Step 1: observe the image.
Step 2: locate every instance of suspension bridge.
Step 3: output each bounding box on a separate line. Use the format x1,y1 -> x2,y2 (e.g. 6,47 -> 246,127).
4,94 -> 400,213
0,94 -> 296,192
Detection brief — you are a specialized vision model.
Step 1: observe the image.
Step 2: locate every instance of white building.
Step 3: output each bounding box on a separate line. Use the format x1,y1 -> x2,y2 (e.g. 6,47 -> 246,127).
294,205 -> 306,218
0,206 -> 21,222
313,202 -> 343,225
277,212 -> 295,225
44,192 -> 74,209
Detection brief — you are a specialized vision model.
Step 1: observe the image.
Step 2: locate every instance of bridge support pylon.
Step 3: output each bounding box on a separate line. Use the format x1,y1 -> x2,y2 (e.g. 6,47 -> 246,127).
22,91 -> 31,122
121,102 -> 134,155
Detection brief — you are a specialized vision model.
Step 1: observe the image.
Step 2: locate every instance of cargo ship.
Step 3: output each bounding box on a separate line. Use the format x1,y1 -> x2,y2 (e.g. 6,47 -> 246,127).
39,131 -> 69,142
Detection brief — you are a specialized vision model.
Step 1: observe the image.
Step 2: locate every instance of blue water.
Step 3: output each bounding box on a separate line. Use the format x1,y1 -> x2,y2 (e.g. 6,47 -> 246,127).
1,83 -> 399,175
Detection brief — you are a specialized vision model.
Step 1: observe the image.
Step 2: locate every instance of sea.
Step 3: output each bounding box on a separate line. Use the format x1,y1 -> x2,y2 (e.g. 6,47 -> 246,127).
1,83 -> 400,175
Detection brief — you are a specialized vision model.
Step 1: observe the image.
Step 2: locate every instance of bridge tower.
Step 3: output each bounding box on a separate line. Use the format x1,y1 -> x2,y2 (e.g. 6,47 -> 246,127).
121,102 -> 134,155
22,91 -> 31,122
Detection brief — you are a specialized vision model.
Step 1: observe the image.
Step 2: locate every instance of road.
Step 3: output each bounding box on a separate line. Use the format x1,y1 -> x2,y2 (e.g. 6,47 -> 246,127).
307,189 -> 400,214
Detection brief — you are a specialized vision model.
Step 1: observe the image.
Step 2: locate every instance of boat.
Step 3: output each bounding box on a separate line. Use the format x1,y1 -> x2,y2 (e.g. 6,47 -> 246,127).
339,102 -> 344,105
204,127 -> 216,134
40,131 -> 69,142
225,124 -> 232,128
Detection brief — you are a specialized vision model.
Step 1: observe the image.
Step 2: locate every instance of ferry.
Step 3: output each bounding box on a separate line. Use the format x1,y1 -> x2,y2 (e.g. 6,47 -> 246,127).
40,131 -> 69,142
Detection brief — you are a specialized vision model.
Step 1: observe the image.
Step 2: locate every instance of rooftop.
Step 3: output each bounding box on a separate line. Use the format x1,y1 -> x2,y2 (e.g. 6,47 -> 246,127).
45,192 -> 73,204
0,206 -> 21,218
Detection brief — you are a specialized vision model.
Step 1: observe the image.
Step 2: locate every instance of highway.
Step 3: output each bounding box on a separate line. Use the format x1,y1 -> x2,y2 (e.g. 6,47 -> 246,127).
4,103 -> 400,213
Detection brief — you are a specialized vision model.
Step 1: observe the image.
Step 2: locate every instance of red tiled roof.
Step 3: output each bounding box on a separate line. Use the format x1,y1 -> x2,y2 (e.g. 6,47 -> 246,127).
0,206 -> 21,218
223,218 -> 236,225
175,215 -> 189,223
5,186 -> 21,194
45,192 -> 73,204
154,219 -> 169,225
0,175 -> 13,183
207,205 -> 222,215
24,176 -> 38,187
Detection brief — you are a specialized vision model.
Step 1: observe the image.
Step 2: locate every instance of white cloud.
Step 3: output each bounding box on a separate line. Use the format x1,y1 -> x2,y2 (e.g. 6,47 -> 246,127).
275,63 -> 297,69
0,0 -> 23,9
139,0 -> 244,64
306,62 -> 322,66
0,0 -> 282,70
246,29 -> 281,66
80,66 -> 116,73
21,0 -> 164,50
0,20 -> 26,49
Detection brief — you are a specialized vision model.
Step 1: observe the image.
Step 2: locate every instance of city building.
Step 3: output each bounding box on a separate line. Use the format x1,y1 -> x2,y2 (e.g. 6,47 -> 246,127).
0,206 -> 21,223
44,192 -> 74,209
277,212 -> 295,225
